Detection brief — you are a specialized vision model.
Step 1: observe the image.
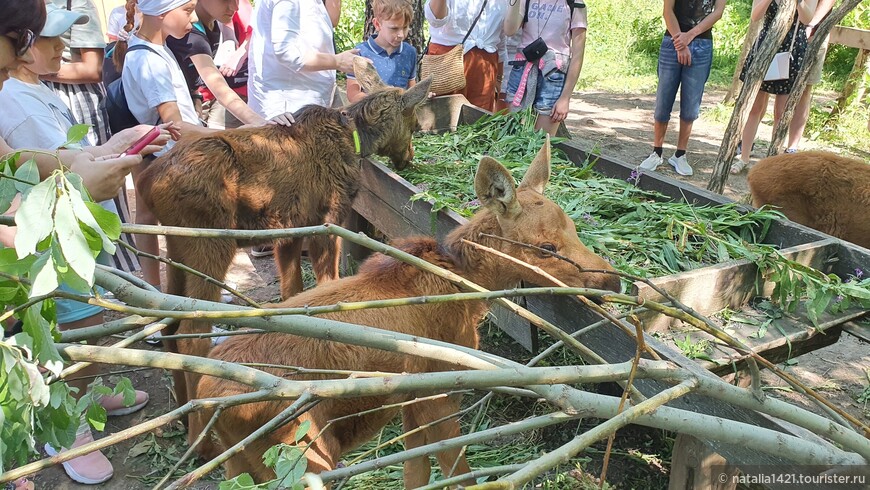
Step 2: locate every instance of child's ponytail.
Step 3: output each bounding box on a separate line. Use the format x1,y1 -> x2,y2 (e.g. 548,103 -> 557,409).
112,0 -> 137,71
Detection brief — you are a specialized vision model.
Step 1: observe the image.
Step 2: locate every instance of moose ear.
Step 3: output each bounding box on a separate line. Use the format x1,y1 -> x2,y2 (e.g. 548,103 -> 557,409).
353,57 -> 386,93
518,135 -> 551,195
475,156 -> 521,218
402,76 -> 433,114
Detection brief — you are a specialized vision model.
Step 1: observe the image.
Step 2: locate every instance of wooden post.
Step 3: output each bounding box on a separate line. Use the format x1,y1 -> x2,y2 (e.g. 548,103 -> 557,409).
768,0 -> 865,156
824,48 -> 870,124
723,20 -> 762,105
707,0 -> 797,194
669,434 -> 739,490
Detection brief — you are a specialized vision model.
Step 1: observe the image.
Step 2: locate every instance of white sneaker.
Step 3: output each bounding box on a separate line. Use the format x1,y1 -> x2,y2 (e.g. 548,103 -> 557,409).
668,154 -> 693,176
638,152 -> 663,171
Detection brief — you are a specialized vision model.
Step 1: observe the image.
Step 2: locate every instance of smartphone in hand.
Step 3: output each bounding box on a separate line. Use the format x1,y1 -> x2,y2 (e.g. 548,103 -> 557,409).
119,126 -> 162,157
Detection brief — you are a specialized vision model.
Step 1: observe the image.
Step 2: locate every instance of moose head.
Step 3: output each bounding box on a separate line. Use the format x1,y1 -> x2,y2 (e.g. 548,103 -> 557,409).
346,57 -> 432,170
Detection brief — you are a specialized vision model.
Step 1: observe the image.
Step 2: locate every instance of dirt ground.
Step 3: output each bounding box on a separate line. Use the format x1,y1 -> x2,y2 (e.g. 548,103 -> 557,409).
24,89 -> 870,489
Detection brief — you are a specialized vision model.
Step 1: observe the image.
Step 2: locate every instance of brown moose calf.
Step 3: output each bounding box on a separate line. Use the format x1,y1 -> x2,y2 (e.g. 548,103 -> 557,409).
748,151 -> 870,250
136,63 -> 432,407
195,139 -> 621,487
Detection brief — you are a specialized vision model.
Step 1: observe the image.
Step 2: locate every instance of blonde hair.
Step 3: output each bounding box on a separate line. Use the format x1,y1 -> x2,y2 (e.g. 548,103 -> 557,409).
373,0 -> 413,25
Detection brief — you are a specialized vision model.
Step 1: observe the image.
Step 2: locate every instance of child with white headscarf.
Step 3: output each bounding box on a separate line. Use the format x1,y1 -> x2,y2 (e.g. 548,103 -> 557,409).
118,0 -> 218,288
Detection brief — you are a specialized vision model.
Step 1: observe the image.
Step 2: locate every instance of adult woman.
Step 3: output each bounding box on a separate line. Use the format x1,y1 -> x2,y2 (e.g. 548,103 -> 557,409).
732,0 -> 817,173
1,2 -> 174,485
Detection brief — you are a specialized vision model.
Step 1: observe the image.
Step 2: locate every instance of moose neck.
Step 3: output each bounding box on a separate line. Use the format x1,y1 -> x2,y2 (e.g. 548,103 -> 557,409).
444,209 -> 523,292
343,103 -> 377,157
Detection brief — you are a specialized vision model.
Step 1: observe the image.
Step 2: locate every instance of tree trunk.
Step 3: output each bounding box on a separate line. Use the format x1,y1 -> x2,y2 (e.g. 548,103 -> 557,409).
724,20 -> 763,105
768,0 -> 866,157
707,0 -> 798,194
364,0 -> 374,39
825,47 -> 870,123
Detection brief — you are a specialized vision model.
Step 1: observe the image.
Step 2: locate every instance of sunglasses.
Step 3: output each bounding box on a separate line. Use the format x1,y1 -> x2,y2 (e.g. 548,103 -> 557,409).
6,28 -> 35,58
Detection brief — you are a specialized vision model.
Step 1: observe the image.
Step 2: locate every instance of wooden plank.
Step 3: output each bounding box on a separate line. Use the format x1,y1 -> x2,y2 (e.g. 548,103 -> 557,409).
831,25 -> 870,50
668,434 -> 738,490
632,240 -> 840,333
843,321 -> 870,342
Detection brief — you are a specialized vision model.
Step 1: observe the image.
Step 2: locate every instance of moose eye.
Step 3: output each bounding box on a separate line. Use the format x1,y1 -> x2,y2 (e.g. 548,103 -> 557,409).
539,243 -> 557,256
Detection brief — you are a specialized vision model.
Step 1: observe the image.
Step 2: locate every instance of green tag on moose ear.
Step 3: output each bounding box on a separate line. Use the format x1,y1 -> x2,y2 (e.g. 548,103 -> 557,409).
353,130 -> 361,154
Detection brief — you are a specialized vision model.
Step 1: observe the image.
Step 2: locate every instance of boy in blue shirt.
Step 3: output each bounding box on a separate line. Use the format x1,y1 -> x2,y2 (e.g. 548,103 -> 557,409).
347,0 -> 417,102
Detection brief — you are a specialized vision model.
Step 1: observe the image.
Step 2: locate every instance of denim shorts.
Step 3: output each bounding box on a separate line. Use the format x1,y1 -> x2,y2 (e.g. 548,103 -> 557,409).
653,36 -> 713,123
505,64 -> 567,115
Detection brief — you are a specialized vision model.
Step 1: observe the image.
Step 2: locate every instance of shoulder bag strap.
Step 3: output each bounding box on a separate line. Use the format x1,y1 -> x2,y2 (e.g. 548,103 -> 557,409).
461,0 -> 489,46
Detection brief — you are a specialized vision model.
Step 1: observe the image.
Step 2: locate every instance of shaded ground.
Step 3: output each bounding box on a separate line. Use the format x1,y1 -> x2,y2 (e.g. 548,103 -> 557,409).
25,88 -> 870,489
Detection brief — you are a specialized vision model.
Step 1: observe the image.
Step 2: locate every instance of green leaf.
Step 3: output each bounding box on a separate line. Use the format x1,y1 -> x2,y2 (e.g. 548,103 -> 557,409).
0,175 -> 17,214
0,247 -> 36,275
62,124 -> 91,148
113,377 -> 136,407
294,420 -> 310,443
54,193 -> 95,285
13,158 -> 39,193
23,306 -> 62,372
83,201 -> 121,241
65,179 -> 116,254
29,252 -> 59,298
14,178 -> 57,258
86,402 -> 107,432
218,473 -> 257,490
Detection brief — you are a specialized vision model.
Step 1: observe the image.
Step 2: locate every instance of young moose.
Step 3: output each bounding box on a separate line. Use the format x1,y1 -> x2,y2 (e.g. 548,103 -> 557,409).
196,139 -> 621,486
136,62 -> 432,407
748,151 -> 870,250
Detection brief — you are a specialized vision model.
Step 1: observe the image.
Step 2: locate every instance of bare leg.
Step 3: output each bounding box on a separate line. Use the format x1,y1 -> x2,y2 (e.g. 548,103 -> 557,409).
653,120 -> 668,148
132,163 -> 160,288
676,118 -> 693,151
741,91 -> 770,164
535,112 -> 561,137
788,86 -> 814,150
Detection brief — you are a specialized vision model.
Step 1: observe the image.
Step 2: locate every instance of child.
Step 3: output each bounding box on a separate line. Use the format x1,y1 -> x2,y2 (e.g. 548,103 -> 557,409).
165,0 -> 269,129
346,0 -> 417,103
0,5 -> 153,484
118,0 -> 217,288
504,0 -> 588,136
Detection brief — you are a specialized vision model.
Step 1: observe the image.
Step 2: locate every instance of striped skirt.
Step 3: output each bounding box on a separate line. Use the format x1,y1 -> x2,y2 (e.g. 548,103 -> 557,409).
48,81 -> 141,273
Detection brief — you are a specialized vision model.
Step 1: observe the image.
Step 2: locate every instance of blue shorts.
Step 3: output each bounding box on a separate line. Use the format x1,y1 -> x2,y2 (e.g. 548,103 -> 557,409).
56,252 -> 109,324
653,36 -> 713,123
505,64 -> 567,116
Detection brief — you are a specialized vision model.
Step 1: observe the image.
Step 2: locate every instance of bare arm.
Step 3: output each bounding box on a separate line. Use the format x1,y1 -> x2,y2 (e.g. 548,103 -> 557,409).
324,0 -> 341,28
751,0 -> 774,22
683,0 -> 727,43
190,53 -> 267,125
429,0 -> 448,20
504,0 -> 523,36
156,102 -> 218,136
796,0 -> 818,26
551,27 -> 586,123
41,48 -> 104,84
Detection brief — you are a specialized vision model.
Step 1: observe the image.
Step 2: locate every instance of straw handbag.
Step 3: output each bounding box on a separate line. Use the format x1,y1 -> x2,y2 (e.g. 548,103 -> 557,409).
420,0 -> 488,95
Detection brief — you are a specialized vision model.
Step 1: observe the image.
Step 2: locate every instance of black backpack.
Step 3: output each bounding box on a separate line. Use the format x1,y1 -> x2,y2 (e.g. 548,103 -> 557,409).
102,44 -> 160,134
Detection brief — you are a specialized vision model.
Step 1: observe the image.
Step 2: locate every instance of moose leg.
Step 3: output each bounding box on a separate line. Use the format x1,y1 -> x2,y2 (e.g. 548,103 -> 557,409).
163,236 -> 189,405
307,234 -> 341,284
173,237 -> 237,452
275,238 -> 305,298
402,396 -> 473,488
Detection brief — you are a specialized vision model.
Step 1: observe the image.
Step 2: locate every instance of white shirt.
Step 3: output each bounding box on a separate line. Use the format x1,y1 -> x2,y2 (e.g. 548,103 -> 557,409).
122,35 -> 199,155
0,78 -> 118,213
424,0 -> 507,54
248,0 -> 336,118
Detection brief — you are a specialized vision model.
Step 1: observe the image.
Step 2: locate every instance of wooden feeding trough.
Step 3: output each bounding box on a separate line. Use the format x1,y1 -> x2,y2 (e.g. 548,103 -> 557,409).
346,95 -> 869,488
